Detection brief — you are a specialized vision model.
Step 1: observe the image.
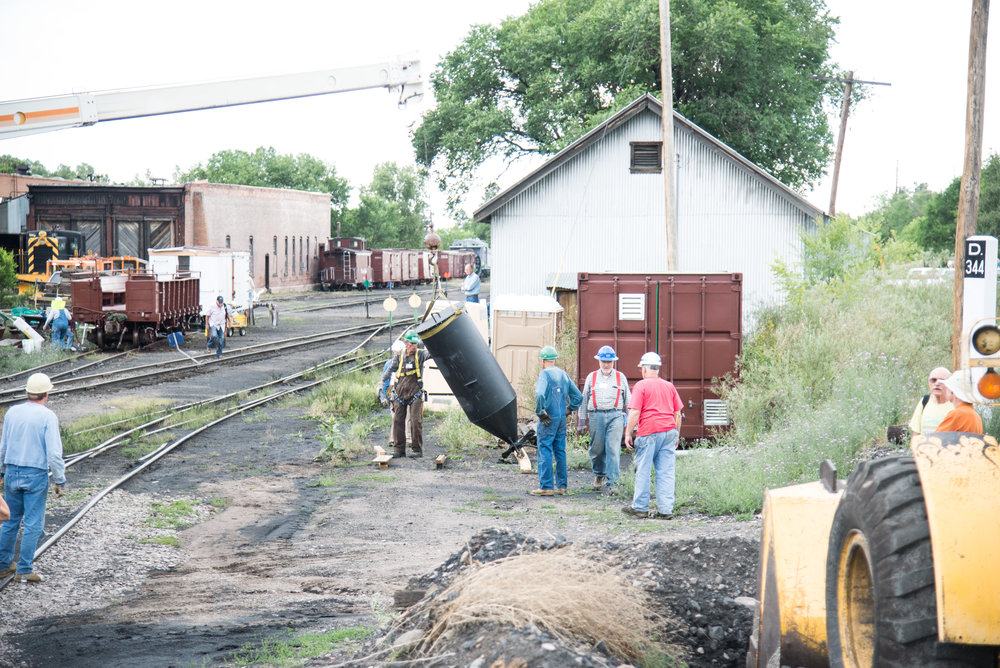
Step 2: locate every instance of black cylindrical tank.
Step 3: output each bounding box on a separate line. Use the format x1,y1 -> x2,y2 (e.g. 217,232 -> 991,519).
413,304 -> 519,444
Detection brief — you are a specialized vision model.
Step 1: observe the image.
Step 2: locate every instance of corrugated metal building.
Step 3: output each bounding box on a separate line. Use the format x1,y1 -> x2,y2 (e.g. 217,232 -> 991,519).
474,94 -> 825,319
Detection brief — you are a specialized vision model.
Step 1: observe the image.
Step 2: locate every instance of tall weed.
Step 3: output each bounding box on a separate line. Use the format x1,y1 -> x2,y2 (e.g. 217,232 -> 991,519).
687,220 -> 952,515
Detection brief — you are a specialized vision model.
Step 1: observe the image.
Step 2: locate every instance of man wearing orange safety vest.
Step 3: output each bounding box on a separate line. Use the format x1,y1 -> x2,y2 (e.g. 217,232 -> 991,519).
581,345 -> 630,491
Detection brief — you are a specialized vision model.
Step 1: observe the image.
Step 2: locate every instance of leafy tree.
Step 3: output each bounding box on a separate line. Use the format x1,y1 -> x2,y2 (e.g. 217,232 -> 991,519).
0,155 -> 108,181
436,218 -> 491,248
913,177 -> 963,252
339,163 -> 430,249
176,147 -> 350,214
414,0 -> 839,200
0,249 -> 18,307
860,184 -> 934,240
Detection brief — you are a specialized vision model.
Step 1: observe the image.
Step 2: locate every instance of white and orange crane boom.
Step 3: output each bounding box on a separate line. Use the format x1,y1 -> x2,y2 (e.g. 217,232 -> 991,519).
0,56 -> 422,139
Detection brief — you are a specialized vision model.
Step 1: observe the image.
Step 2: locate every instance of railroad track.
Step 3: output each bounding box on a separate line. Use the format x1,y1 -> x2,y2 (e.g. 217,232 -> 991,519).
0,321 -> 393,406
0,327 -> 388,593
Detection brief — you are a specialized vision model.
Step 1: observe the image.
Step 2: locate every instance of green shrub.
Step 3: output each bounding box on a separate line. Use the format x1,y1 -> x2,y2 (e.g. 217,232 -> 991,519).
686,221 -> 953,515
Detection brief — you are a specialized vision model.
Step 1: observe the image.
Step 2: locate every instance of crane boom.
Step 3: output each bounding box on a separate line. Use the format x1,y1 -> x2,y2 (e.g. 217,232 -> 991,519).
0,57 -> 422,139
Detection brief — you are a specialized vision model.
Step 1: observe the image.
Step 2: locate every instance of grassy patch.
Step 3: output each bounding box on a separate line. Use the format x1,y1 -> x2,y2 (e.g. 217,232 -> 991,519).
356,473 -> 397,483
141,535 -> 181,547
304,367 -> 386,463
431,405 -> 495,453
225,626 -> 372,666
209,496 -> 229,509
62,398 -> 173,455
144,500 -> 200,530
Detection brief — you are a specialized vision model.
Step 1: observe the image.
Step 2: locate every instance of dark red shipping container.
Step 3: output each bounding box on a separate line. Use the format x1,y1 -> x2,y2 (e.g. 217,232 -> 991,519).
576,272 -> 742,440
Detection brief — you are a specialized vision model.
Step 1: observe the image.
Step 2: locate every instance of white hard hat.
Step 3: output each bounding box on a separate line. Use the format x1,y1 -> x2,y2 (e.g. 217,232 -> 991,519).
26,373 -> 53,395
943,370 -> 976,404
638,352 -> 662,367
391,340 -> 405,354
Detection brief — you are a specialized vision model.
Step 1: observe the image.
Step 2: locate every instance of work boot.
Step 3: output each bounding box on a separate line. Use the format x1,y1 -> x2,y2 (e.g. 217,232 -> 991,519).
621,505 -> 649,518
528,488 -> 554,496
408,449 -> 423,459
555,488 -> 567,495
0,562 -> 15,578
13,572 -> 41,583
650,511 -> 673,520
592,476 -> 605,490
393,448 -> 406,458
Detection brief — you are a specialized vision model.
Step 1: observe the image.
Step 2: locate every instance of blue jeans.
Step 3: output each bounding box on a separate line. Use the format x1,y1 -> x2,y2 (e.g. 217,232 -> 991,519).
207,325 -> 225,357
51,323 -> 70,349
536,416 -> 568,491
588,410 -> 624,485
0,465 -> 50,574
630,429 -> 678,513
465,295 -> 479,303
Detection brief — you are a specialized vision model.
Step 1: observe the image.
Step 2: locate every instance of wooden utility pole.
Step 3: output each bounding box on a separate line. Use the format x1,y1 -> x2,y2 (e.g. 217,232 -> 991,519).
829,71 -> 854,216
659,0 -> 678,271
814,73 -> 890,216
954,0 -> 991,370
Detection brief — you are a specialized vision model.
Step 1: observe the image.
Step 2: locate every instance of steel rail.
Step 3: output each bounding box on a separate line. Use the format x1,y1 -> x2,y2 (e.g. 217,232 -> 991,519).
0,321 -> 392,405
0,328 -> 387,591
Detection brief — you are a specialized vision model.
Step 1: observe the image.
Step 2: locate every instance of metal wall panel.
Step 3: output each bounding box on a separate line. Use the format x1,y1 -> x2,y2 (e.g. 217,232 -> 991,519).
577,272 -> 742,440
490,110 -> 817,324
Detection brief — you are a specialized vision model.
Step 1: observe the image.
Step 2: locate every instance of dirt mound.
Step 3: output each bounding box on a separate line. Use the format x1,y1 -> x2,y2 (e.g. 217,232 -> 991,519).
338,527 -> 759,667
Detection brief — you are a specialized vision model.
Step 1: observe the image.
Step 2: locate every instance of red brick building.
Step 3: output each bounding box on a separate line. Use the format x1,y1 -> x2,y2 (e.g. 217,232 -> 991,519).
26,182 -> 330,292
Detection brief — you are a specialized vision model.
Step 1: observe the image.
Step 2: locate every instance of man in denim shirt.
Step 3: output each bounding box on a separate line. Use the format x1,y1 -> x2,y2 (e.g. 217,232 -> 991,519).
0,373 -> 66,583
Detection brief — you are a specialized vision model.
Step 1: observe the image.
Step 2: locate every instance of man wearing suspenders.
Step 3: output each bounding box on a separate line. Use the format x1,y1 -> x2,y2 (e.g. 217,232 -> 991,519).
381,330 -> 430,458
581,346 -> 630,491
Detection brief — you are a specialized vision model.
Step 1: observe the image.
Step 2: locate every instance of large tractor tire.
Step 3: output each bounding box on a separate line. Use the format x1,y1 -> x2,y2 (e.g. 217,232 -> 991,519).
826,456 -> 995,667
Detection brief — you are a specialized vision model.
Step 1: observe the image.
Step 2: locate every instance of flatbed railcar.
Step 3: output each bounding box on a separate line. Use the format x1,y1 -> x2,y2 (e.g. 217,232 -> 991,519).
71,271 -> 201,348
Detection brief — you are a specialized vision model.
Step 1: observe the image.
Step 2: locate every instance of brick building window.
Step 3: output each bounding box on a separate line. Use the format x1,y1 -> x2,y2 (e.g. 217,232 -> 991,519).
284,236 -> 289,276
273,237 -> 278,276
225,235 -> 231,249
249,236 -> 254,276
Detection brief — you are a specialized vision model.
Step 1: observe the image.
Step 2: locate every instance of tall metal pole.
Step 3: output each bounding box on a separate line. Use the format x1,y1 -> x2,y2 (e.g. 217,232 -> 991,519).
953,0 -> 990,370
828,71 -> 854,216
659,0 -> 678,271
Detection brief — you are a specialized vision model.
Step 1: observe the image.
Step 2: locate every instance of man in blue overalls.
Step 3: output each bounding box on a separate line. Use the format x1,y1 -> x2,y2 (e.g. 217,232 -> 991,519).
43,300 -> 73,350
530,345 -> 583,496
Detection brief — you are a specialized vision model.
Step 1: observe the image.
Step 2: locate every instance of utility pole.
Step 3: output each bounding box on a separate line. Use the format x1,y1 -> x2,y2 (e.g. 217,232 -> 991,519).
954,0 -> 991,370
659,0 -> 678,271
813,73 -> 890,216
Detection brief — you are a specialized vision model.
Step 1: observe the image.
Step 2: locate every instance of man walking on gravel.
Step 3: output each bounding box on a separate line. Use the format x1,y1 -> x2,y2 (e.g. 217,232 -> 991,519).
623,352 -> 682,519
205,296 -> 231,358
0,373 -> 66,583
581,345 -> 630,491
530,346 -> 583,497
381,330 -> 430,458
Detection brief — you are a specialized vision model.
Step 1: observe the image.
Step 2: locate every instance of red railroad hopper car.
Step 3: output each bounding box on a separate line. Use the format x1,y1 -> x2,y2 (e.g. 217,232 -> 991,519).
72,271 -> 201,348
417,250 -> 433,284
370,249 -> 403,287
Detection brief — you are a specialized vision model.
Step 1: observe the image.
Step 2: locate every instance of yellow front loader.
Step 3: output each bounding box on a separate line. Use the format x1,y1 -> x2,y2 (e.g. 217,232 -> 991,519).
747,431 -> 1000,667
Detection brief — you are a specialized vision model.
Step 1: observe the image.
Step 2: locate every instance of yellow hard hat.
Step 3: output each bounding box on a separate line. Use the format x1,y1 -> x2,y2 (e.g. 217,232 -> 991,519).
51,299 -> 66,310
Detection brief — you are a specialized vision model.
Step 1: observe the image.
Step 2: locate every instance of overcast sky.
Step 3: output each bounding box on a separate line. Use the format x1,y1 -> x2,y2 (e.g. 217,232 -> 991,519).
1,1 -> 998,223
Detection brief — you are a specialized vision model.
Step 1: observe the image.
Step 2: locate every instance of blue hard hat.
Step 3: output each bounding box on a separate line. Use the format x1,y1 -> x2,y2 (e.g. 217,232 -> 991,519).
595,345 -> 618,361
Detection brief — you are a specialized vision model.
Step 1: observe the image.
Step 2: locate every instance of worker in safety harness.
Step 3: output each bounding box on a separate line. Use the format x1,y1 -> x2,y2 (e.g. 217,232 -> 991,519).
380,330 -> 431,458
581,345 -> 631,491
529,346 -> 583,496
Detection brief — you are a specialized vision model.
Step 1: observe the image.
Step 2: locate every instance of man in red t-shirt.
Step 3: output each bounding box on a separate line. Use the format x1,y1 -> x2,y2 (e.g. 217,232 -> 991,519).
623,352 -> 683,519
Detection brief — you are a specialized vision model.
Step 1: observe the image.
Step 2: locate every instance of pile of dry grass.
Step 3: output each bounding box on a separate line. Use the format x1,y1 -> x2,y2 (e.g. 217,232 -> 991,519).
422,547 -> 672,664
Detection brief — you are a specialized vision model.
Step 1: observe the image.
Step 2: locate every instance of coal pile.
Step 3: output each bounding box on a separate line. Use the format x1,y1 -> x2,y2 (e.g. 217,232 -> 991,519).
338,527 -> 759,668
